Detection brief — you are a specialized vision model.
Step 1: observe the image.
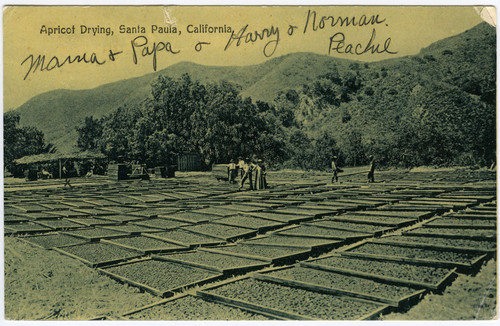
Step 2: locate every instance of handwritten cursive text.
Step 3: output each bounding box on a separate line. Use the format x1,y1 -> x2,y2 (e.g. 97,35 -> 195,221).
21,52 -> 106,80
225,24 -> 279,57
328,29 -> 397,56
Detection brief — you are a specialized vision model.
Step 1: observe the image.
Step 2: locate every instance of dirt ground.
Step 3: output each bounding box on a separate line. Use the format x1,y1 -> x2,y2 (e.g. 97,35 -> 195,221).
5,235 -> 497,320
382,259 -> 497,320
4,236 -> 158,320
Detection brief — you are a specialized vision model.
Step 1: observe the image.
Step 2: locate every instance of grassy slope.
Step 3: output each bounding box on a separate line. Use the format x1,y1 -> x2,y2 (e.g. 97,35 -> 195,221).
4,236 -> 158,320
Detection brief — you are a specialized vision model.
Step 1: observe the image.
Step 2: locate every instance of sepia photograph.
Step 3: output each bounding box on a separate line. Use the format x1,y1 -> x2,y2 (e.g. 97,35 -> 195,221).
2,4 -> 497,321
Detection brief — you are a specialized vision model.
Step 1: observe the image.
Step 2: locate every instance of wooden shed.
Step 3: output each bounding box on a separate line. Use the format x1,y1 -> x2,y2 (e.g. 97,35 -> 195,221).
14,151 -> 106,179
177,152 -> 202,171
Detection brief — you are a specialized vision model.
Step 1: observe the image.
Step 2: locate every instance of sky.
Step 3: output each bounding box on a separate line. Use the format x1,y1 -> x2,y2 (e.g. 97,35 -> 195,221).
3,5 -> 485,111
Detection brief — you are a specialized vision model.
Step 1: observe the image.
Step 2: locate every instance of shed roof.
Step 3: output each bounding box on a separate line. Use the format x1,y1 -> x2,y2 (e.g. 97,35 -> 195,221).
14,151 -> 106,164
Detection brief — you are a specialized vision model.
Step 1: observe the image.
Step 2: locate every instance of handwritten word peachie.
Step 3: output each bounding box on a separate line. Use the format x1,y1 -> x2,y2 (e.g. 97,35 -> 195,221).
225,24 -> 279,57
328,29 -> 397,56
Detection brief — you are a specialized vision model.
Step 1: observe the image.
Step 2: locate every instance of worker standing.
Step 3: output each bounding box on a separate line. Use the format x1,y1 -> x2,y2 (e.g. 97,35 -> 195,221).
62,165 -> 72,188
254,159 -> 267,190
237,156 -> 245,179
228,159 -> 237,184
368,155 -> 375,183
331,156 -> 339,183
239,157 -> 254,190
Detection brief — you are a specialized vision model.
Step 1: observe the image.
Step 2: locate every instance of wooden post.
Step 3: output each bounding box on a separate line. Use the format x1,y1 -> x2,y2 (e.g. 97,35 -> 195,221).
58,159 -> 62,179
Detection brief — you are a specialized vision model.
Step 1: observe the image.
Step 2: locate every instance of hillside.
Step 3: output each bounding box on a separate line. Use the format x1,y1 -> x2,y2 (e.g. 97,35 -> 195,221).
13,22 -> 495,154
289,22 -> 495,167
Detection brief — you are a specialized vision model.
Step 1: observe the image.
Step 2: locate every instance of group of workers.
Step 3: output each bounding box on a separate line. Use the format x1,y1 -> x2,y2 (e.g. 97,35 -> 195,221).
228,154 -> 376,189
331,155 -> 376,183
228,156 -> 267,190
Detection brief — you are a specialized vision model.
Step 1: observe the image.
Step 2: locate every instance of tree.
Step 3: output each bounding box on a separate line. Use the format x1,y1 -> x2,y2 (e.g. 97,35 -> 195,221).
76,116 -> 103,151
311,132 -> 339,170
396,82 -> 494,166
102,106 -> 140,162
129,74 -> 287,167
273,90 -> 299,128
285,129 -> 314,170
4,111 -> 55,175
340,128 -> 365,167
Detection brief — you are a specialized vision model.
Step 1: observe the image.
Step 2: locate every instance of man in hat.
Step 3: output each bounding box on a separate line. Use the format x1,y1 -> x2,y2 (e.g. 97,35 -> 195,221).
239,157 -> 254,190
254,158 -> 267,190
62,164 -> 72,188
228,159 -> 237,184
368,155 -> 375,183
331,156 -> 339,183
237,156 -> 245,179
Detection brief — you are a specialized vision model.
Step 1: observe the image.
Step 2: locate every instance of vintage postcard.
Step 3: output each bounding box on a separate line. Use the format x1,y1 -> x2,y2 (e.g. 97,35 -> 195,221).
3,5 -> 497,321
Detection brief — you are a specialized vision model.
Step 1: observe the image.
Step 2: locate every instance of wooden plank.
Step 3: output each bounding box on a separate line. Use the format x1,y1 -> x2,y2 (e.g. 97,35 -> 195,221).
298,204 -> 348,211
233,201 -> 284,209
200,246 -> 272,262
340,251 -> 478,269
152,254 -> 224,273
196,291 -> 312,320
413,197 -> 478,204
180,227 -> 258,242
423,222 -> 496,230
244,235 -> 343,251
230,244 -> 312,264
303,221 -> 394,237
59,230 -> 129,241
66,217 -> 121,227
375,238 -> 496,254
272,207 -> 336,217
101,258 -> 224,296
375,205 -> 447,212
358,305 -> 391,321
331,199 -> 387,206
253,273 -> 401,307
144,230 -> 226,247
212,218 -> 285,233
18,233 -> 88,250
446,213 -> 497,220
98,225 -> 162,236
331,215 -> 417,227
159,212 -> 215,224
54,247 -> 142,268
353,210 -> 435,219
97,267 -> 169,297
300,260 -> 456,291
274,230 -> 371,242
100,238 -> 189,255
242,211 -> 314,224
35,220 -> 86,231
153,253 -> 270,274
403,230 -> 496,241
120,293 -> 190,317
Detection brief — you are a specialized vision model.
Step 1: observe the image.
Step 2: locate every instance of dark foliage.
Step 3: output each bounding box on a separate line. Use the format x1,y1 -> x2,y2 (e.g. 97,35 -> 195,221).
4,111 -> 56,175
77,75 -> 288,168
